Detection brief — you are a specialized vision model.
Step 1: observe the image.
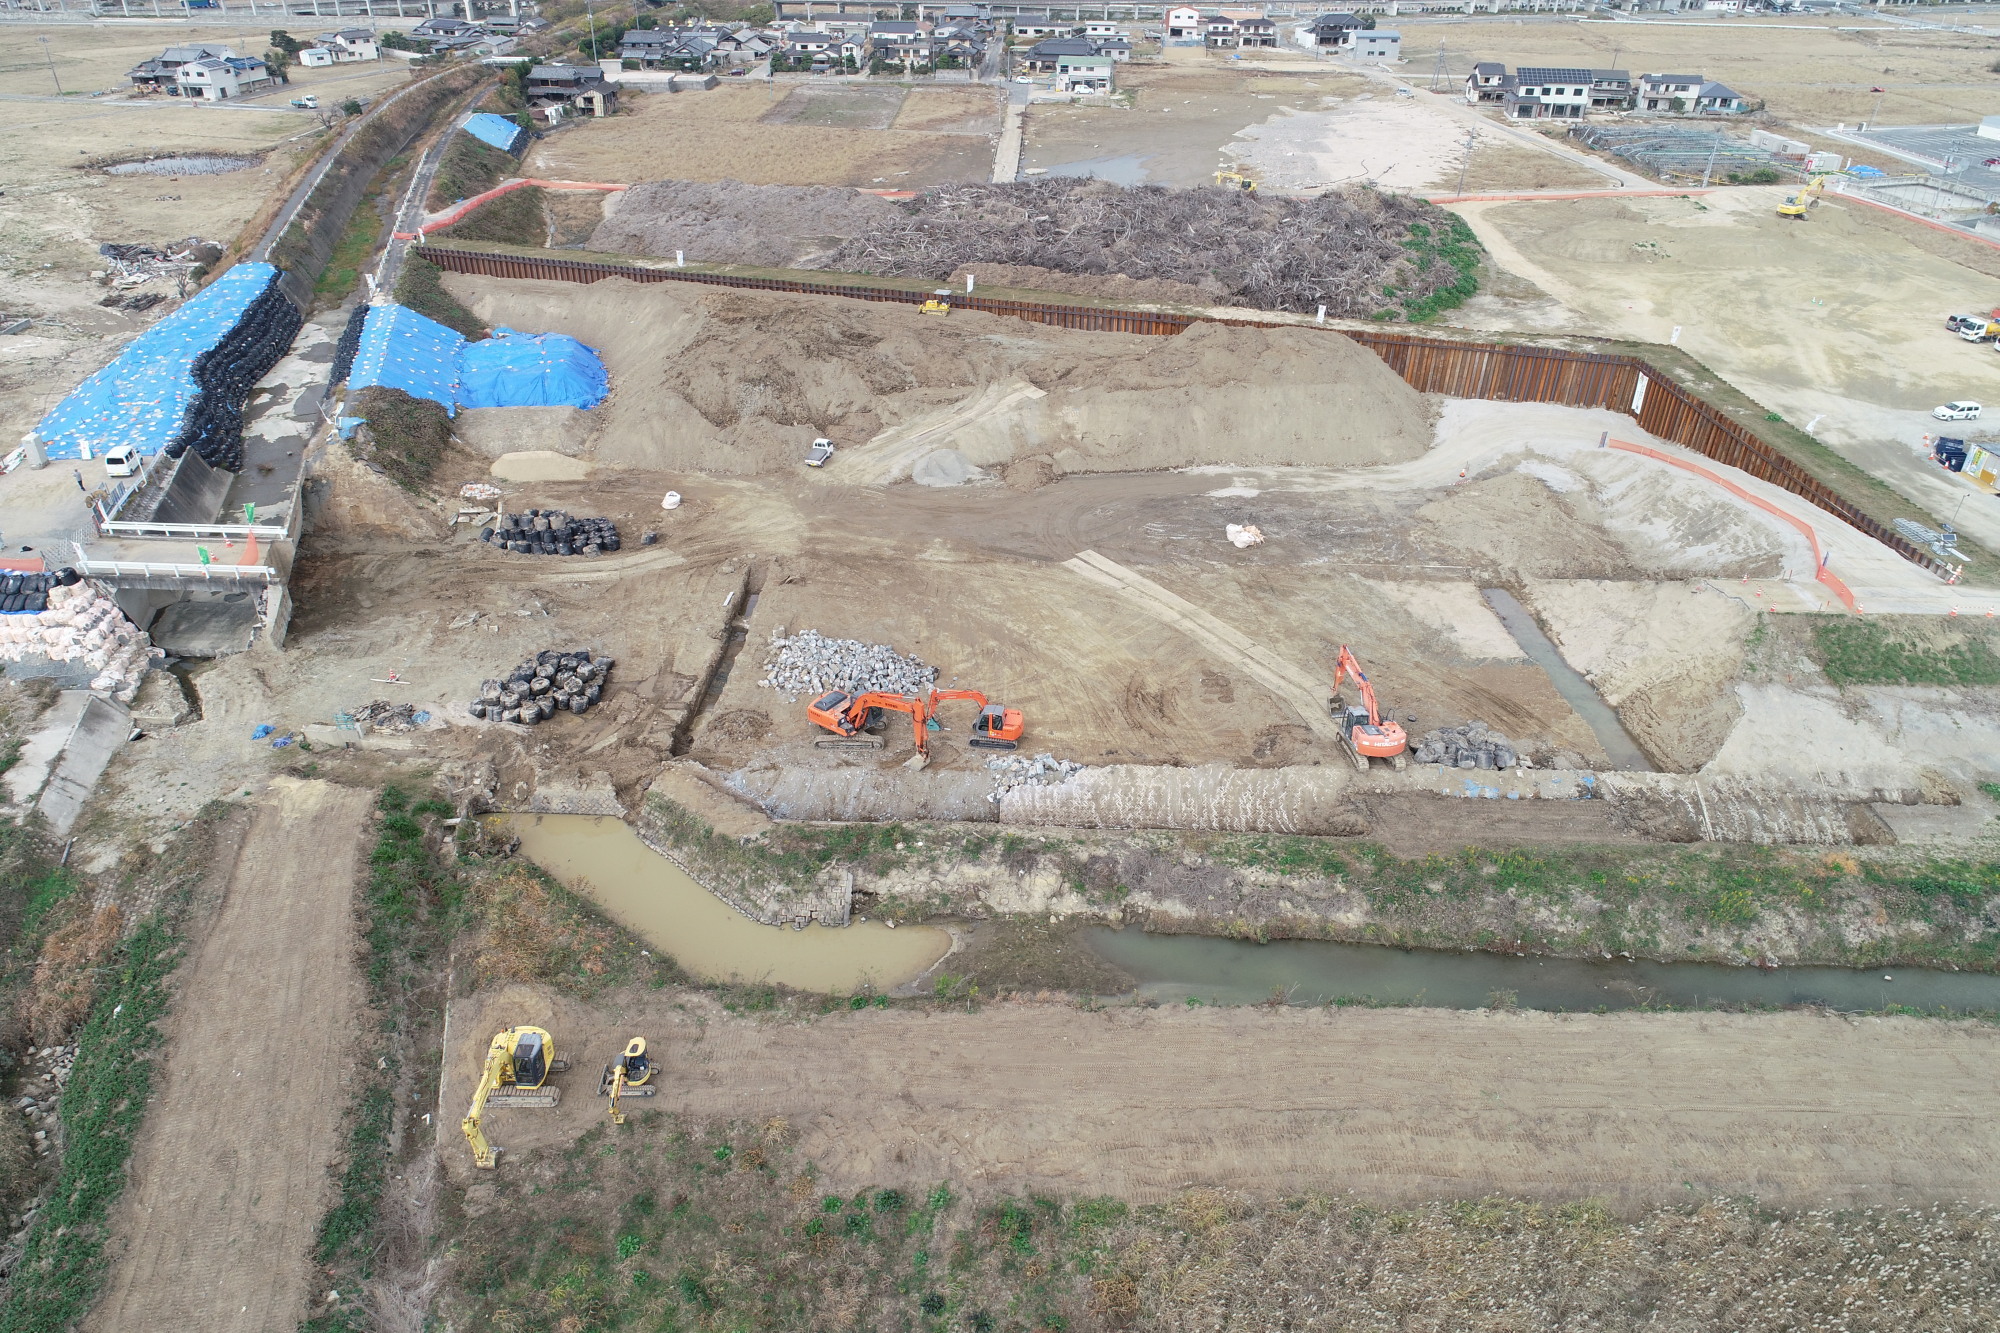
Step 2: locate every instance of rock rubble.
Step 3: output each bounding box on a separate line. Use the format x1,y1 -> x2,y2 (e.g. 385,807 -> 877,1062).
759,629 -> 937,700
987,752 -> 1085,801
1413,722 -> 1522,770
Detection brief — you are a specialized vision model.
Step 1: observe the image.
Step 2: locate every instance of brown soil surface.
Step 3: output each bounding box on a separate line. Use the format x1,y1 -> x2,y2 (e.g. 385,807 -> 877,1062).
440,274 -> 1434,478
524,83 -> 999,189
84,779 -> 369,1333
591,179 -> 904,268
448,982 -> 2000,1209
948,262 -> 1220,306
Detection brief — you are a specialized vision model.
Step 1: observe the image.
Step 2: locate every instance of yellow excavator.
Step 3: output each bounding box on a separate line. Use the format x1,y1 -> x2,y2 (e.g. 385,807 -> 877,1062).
1214,168 -> 1258,194
1777,173 -> 1836,220
462,1026 -> 567,1169
598,1036 -> 659,1125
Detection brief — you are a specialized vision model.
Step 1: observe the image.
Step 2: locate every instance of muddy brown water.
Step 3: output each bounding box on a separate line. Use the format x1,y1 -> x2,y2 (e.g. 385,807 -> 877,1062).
506,814 -> 951,994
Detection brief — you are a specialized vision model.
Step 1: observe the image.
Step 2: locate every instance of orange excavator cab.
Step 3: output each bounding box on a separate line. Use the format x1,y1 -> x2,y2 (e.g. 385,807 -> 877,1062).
928,688 -> 1025,750
1330,646 -> 1408,772
808,689 -> 931,766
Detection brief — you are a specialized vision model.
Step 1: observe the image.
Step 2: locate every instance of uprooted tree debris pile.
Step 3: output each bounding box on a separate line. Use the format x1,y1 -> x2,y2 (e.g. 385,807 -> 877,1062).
469,648 -> 613,723
831,179 -> 1481,318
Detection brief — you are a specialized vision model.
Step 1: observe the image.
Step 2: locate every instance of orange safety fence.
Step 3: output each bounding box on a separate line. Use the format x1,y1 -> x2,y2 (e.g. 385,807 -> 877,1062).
394,179 -> 629,240
1609,438 -> 1858,613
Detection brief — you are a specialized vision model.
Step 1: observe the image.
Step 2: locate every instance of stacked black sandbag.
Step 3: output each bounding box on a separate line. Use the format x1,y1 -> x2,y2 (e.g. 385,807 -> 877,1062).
478,510 -> 621,557
0,568 -> 81,615
466,648 -> 614,724
328,303 -> 369,388
165,272 -> 306,472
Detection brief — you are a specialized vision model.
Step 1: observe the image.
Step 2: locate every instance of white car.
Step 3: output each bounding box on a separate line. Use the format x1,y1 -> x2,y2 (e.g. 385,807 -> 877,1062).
103,445 -> 139,478
1932,401 -> 1982,421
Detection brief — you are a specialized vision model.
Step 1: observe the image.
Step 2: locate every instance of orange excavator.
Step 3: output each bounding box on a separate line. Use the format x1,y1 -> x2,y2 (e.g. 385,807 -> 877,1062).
1330,645 -> 1408,772
807,690 -> 932,766
926,688 -> 1025,751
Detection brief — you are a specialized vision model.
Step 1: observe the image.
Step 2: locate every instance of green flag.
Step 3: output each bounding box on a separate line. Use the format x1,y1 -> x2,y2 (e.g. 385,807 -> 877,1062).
197,546 -> 211,566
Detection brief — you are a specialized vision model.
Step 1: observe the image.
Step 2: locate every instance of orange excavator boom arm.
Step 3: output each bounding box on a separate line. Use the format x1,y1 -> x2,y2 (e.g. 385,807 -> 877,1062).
847,691 -> 929,756
1331,646 -> 1383,727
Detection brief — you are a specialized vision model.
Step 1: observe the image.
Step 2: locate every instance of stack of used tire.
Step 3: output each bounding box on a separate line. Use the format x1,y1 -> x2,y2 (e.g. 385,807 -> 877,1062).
468,649 -> 613,724
328,303 -> 369,387
480,510 -> 621,557
167,272 -> 305,472
0,568 -> 82,615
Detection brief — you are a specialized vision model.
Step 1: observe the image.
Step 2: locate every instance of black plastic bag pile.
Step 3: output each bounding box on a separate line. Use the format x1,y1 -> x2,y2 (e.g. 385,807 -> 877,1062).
0,568 -> 82,615
329,302 -> 369,387
166,271 -> 304,472
480,510 -> 621,557
468,649 -> 613,724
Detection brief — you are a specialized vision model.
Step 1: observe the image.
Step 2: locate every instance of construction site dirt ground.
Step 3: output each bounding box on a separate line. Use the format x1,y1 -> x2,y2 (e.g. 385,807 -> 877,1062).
1445,190 -> 2000,554
82,779 -> 369,1333
523,82 -> 1002,189
447,981 -> 2000,1211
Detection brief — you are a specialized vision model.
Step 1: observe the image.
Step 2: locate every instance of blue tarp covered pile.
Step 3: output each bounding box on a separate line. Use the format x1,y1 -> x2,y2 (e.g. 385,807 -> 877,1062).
35,262 -> 302,471
462,112 -> 527,155
347,304 -> 608,415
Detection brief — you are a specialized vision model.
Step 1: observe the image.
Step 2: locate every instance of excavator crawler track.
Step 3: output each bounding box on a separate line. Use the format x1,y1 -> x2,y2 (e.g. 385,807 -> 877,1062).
968,738 -> 1019,751
815,737 -> 885,752
487,1087 -> 561,1109
598,1066 -> 661,1097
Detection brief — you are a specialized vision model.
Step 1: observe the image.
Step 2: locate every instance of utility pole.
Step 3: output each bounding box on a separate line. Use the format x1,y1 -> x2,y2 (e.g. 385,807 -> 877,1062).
37,36 -> 62,96
1454,128 -> 1476,197
1429,39 -> 1447,92
585,0 -> 598,61
1699,135 -> 1719,189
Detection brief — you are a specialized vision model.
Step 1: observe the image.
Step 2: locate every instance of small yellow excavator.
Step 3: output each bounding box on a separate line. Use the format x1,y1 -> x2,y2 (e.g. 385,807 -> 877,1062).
1777,173 -> 1835,220
462,1026 -> 568,1170
1214,168 -> 1258,194
598,1036 -> 659,1125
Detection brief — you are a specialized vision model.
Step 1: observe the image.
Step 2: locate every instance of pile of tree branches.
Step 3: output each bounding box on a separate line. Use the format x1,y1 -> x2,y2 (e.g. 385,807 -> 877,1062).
827,179 -> 1481,319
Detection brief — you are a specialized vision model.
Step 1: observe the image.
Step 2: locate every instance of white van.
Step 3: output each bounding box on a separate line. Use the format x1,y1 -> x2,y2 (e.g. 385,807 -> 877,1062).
103,445 -> 139,478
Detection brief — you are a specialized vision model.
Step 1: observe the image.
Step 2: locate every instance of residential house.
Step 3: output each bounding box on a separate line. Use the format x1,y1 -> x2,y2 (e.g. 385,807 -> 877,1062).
1303,12 -> 1363,47
1691,80 -> 1747,113
619,29 -> 680,64
1021,36 -> 1094,70
1235,15 -> 1278,47
174,55 -> 273,101
1082,19 -> 1122,36
1204,13 -> 1242,47
525,63 -> 616,120
410,16 -> 476,38
1636,72 -> 1703,111
1010,14 -> 1071,38
1588,69 -> 1632,108
299,45 -> 336,67
322,29 -> 380,60
1056,52 -> 1113,91
127,42 -> 234,93
1351,28 -> 1399,61
1500,66 -> 1592,119
940,3 -> 989,22
869,20 -> 934,62
1165,5 -> 1203,38
1095,36 -> 1132,60
1464,59 -> 1506,101
781,28 -> 837,54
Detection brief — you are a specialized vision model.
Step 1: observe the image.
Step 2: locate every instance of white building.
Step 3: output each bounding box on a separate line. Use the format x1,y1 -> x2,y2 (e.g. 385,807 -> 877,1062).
175,56 -> 273,100
1165,5 -> 1202,38
1352,29 -> 1399,61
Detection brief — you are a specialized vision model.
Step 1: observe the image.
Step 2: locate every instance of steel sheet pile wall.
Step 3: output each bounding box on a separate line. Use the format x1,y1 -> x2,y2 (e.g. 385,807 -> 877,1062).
415,247 -> 1948,576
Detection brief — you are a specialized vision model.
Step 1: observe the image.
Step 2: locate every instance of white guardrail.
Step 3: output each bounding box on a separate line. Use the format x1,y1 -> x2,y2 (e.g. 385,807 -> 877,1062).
97,521 -> 289,540
74,560 -> 279,584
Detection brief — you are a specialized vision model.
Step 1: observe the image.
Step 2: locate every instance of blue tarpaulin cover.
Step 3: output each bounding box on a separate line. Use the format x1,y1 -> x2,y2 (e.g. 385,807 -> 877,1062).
348,305 -> 607,416
348,302 -> 467,415
462,112 -> 527,155
458,328 -> 609,410
35,263 -> 278,460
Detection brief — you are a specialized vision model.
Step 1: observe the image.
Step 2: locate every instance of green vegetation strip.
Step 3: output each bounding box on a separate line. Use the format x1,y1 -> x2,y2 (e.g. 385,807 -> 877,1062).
0,917 -> 180,1333
1811,616 -> 2000,687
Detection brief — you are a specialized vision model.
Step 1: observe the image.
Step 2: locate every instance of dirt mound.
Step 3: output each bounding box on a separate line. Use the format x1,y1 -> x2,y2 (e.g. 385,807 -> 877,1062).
591,179 -> 903,269
440,274 -> 1435,478
950,262 -> 1223,307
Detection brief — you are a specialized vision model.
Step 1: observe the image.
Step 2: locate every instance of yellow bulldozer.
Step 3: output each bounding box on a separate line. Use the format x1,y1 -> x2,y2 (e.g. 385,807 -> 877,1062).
1213,168 -> 1258,194
462,1026 -> 567,1169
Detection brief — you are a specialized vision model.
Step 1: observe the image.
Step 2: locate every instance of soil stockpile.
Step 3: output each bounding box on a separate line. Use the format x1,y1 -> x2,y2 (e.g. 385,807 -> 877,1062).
440,275 -> 1434,478
591,178 -> 1479,319
591,180 -> 903,269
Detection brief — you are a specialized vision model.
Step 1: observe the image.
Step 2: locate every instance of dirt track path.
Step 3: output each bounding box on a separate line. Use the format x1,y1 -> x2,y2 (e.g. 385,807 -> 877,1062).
454,985 -> 2000,1211
86,780 -> 370,1333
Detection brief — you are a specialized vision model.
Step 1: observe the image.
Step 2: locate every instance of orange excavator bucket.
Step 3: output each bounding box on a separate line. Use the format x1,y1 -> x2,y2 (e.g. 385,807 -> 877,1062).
928,688 -> 1025,750
1330,646 -> 1408,771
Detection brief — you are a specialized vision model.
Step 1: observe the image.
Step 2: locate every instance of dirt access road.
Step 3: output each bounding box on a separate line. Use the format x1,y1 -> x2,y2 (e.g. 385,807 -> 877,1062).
454,984 -> 2000,1210
85,779 -> 370,1333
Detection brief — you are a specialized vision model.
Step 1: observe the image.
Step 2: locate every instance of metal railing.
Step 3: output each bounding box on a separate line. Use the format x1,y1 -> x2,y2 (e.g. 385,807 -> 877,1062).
98,520 -> 289,541
73,559 -> 278,584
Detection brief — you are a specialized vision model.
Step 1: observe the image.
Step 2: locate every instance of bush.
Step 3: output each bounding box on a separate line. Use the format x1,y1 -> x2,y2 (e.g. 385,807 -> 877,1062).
352,386 -> 453,492
393,252 -> 486,339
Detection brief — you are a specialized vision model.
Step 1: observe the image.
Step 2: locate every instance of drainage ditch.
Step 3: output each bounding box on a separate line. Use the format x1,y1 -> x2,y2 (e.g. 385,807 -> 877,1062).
1482,586 -> 1653,771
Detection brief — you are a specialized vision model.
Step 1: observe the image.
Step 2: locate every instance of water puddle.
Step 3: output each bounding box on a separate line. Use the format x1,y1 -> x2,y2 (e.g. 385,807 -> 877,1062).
1043,152 -> 1151,185
1085,926 -> 2000,1014
1482,587 -> 1653,771
505,814 -> 951,994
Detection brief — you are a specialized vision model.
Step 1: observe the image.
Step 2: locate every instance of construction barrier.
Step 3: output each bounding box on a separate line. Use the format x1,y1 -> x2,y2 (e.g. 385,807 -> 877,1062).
412,246 -> 1954,578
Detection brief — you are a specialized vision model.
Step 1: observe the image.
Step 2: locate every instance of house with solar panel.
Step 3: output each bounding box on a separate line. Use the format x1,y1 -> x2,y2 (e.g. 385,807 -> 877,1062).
1465,64 -> 1635,118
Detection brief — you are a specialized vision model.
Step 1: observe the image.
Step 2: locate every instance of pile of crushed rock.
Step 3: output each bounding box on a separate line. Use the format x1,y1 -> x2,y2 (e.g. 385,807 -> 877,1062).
1412,722 -> 1522,770
987,752 -> 1084,801
759,629 -> 937,700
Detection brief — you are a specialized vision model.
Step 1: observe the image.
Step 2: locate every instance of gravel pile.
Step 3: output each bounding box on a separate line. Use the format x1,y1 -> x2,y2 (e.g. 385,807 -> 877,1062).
758,629 -> 937,700
987,752 -> 1085,801
481,509 -> 620,557
5,1043 -> 76,1263
468,648 -> 613,724
1413,722 -> 1521,770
